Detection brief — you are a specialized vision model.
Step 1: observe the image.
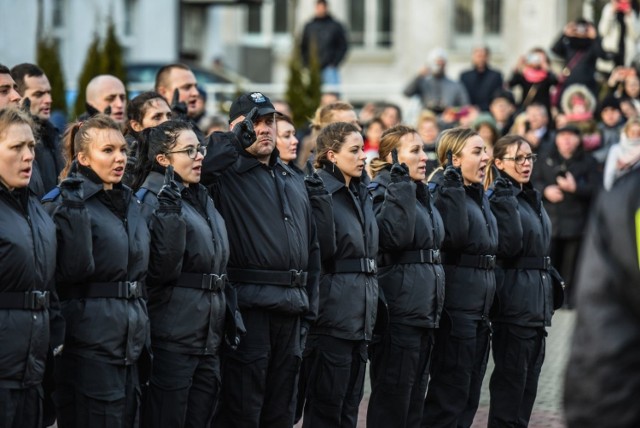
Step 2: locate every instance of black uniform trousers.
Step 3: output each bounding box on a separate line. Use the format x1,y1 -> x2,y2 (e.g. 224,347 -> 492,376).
367,324 -> 435,428
144,347 -> 220,428
214,308 -> 301,428
298,335 -> 367,428
488,324 -> 545,428
550,237 -> 582,307
0,385 -> 42,428
54,354 -> 140,428
422,313 -> 491,428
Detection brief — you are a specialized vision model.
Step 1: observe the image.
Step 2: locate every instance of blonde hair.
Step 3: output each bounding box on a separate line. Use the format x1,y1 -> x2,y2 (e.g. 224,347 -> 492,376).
369,125 -> 418,178
0,108 -> 35,141
427,127 -> 479,181
310,101 -> 355,132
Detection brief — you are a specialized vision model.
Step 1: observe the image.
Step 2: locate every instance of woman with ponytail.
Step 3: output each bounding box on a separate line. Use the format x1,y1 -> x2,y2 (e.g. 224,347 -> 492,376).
422,127 -> 498,428
483,135 -> 559,427
43,114 -> 150,428
132,120 -> 234,427
366,125 -> 445,427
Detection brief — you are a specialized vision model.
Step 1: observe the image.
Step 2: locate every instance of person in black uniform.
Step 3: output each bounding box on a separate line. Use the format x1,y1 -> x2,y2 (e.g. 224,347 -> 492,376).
484,135 -> 560,427
296,121 -> 378,427
43,115 -> 150,428
130,120 -> 230,427
0,107 -> 63,428
366,125 -> 445,428
564,168 -> 640,427
423,127 -> 498,428
202,92 -> 321,428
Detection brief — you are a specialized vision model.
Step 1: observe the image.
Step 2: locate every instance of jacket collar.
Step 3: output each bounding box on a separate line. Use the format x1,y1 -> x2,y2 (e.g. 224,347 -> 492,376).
77,165 -> 129,200
318,159 -> 363,194
235,147 -> 281,174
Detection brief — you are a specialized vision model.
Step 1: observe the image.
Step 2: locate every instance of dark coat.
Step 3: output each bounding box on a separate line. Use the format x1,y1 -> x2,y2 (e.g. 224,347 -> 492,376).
489,177 -> 555,327
0,185 -> 62,388
369,169 -> 445,329
430,171 -> 498,319
35,119 -> 64,194
551,35 -> 609,99
44,168 -> 150,366
202,133 -> 321,327
301,14 -> 349,69
308,166 -> 379,341
138,171 -> 229,355
460,66 -> 504,111
564,169 -> 640,427
532,145 -> 600,239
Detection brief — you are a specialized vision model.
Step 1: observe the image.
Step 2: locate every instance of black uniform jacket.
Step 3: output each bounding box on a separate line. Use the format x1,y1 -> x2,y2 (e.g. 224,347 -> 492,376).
308,165 -> 379,341
564,169 -> 640,427
0,185 -> 62,388
139,170 -> 229,355
489,175 -> 554,327
369,169 -> 445,329
43,167 -> 150,367
430,171 -> 498,320
201,133 -> 320,326
35,119 -> 64,194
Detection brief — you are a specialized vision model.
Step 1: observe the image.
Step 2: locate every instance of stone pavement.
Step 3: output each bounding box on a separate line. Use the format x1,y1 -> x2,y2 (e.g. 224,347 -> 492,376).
296,308 -> 576,428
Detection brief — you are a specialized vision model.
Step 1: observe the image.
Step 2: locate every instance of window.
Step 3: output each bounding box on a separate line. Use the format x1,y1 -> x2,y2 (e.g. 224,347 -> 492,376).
247,4 -> 261,33
246,0 -> 289,35
348,0 -> 393,48
273,0 -> 288,34
52,0 -> 64,28
452,0 -> 502,50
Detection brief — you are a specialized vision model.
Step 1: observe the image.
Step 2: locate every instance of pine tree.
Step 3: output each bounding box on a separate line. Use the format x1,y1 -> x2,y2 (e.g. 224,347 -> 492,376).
101,19 -> 127,85
305,38 -> 322,120
73,33 -> 103,119
285,38 -> 322,130
36,38 -> 67,114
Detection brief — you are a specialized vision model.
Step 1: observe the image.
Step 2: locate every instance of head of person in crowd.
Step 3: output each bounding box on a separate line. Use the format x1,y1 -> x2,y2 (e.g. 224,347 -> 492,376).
85,75 -> 127,123
563,18 -> 597,48
428,48 -> 448,78
320,92 -> 340,107
379,103 -> 402,129
315,0 -> 329,17
623,72 -> 640,99
369,125 -> 428,182
473,113 -> 499,157
272,99 -> 292,117
10,63 -> 52,121
416,110 -> 440,146
202,114 -> 228,136
525,103 -> 550,134
229,92 -> 277,164
484,135 -> 536,189
554,125 -> 583,160
61,115 -> 126,189
561,84 -> 596,122
311,101 -> 361,133
0,108 -> 36,190
315,121 -> 365,186
436,127 -> 489,185
0,64 -> 22,108
619,98 -> 639,119
275,112 -> 298,164
364,117 -> 386,151
193,86 -> 207,121
155,63 -> 199,118
597,95 -> 624,128
471,46 -> 490,71
130,120 -> 204,190
126,91 -> 172,136
489,89 -> 516,126
519,47 -> 551,83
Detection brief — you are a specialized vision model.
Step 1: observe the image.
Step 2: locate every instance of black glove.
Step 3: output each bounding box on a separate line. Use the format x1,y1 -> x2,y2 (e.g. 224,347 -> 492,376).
493,176 -> 512,197
103,106 -> 112,116
390,162 -> 411,183
300,322 -> 309,352
171,88 -> 188,119
443,150 -> 462,187
157,165 -> 182,211
232,107 -> 259,149
59,175 -> 84,208
304,172 -> 328,197
21,97 -> 32,114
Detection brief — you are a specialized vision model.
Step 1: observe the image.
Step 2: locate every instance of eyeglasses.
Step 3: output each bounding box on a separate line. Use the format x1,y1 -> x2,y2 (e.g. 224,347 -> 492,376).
502,154 -> 537,165
165,145 -> 207,159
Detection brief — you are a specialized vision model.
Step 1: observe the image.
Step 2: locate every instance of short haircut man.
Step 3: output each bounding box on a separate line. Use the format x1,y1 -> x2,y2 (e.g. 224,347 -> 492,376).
0,64 -> 22,108
11,63 -> 53,120
155,63 -> 200,118
85,75 -> 127,123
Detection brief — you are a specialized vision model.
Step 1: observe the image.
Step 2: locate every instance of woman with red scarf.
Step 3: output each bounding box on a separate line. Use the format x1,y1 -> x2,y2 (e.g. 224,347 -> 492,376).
508,48 -> 558,114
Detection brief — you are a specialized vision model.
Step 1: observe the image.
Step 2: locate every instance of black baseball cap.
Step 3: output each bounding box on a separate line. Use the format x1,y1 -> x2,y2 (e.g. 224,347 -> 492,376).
229,92 -> 277,122
556,125 -> 581,136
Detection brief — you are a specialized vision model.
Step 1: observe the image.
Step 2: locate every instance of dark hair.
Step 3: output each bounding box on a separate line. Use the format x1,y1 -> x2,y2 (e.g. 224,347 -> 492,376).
484,134 -> 530,189
155,63 -> 192,92
275,112 -> 294,127
129,120 -> 194,190
315,121 -> 361,169
370,125 -> 418,178
61,115 -> 122,178
0,64 -> 11,75
381,102 -> 403,124
126,91 -> 170,134
10,63 -> 45,95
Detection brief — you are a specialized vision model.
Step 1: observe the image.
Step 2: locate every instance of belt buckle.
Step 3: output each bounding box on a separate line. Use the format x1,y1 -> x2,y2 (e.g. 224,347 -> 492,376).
127,281 -> 139,298
290,270 -> 303,287
543,256 -> 551,270
433,249 -> 441,264
482,255 -> 496,269
27,290 -> 49,310
365,258 -> 377,274
214,274 -> 226,291
202,274 -> 215,291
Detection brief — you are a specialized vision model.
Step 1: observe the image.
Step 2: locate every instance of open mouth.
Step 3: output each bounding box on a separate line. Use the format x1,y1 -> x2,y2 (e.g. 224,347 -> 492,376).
113,167 -> 124,176
20,167 -> 32,177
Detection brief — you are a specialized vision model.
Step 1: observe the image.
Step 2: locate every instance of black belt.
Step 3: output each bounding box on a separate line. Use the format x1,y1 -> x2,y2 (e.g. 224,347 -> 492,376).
227,268 -> 307,288
329,258 -> 377,274
379,249 -> 441,266
60,281 -> 146,300
0,291 -> 50,310
442,253 -> 496,270
498,256 -> 551,270
175,273 -> 226,292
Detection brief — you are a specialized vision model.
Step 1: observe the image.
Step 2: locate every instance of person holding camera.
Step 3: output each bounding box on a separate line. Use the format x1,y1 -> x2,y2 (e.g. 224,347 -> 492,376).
532,126 -> 599,308
508,48 -> 558,114
597,0 -> 640,76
